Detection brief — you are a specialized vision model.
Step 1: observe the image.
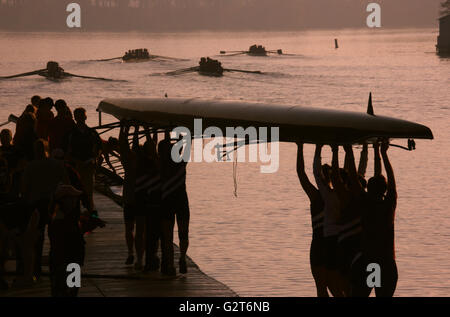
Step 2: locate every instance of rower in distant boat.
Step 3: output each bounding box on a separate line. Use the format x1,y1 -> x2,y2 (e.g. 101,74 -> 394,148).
248,44 -> 268,56
198,57 -> 224,76
122,48 -> 151,62
45,61 -> 65,80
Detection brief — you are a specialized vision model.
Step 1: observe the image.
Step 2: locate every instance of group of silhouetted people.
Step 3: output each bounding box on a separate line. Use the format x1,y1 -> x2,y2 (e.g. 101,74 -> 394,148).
45,61 -> 65,79
123,49 -> 150,61
119,123 -> 190,276
2,96 -> 399,297
249,44 -> 266,55
297,142 -> 397,297
199,57 -> 224,75
0,95 -> 106,296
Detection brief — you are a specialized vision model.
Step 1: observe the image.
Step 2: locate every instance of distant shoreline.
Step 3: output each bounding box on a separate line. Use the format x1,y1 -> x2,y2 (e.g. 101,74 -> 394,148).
0,26 -> 438,35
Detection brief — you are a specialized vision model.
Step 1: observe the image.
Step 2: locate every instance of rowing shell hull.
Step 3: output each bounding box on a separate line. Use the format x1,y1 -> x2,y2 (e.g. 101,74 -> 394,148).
198,71 -> 223,77
247,52 -> 268,57
97,98 -> 433,144
122,58 -> 152,63
38,73 -> 68,82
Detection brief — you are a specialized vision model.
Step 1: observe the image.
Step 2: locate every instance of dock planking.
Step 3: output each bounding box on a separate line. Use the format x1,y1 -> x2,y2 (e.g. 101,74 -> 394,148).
1,192 -> 237,297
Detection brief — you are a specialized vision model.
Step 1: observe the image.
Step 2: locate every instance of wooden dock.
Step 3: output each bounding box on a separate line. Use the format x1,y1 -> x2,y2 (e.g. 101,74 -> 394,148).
1,193 -> 237,297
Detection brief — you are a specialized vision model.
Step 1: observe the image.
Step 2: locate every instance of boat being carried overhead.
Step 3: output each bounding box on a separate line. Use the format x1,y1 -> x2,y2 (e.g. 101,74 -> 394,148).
97,96 -> 433,146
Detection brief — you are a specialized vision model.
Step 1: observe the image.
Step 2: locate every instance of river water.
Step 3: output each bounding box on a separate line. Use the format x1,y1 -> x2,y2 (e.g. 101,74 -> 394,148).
0,28 -> 449,296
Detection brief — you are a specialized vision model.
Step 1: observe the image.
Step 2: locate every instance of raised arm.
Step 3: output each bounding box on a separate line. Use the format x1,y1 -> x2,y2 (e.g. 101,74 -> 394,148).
381,142 -> 397,202
296,143 -> 318,201
373,142 -> 382,177
313,144 -> 328,194
330,145 -> 347,200
344,144 -> 363,194
144,124 -> 151,143
358,143 -> 368,177
119,122 -> 131,160
132,124 -> 140,152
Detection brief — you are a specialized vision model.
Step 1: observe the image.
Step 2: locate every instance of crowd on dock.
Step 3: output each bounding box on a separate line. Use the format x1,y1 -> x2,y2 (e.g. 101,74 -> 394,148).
0,95 -> 190,297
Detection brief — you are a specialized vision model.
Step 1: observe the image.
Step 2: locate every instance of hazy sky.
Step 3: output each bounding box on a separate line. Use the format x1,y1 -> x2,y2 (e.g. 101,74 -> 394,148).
0,0 -> 445,31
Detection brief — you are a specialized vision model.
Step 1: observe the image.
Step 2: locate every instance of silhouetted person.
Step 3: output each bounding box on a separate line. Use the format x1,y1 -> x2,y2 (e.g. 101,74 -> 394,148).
48,99 -> 75,152
330,145 -> 366,296
135,128 -> 162,272
313,145 -> 345,297
131,126 -> 158,271
353,142 -> 398,297
14,104 -> 37,160
52,149 -> 94,217
98,136 -> 120,173
0,157 -> 12,290
48,184 -> 84,297
296,143 -> 328,297
21,139 -> 67,279
0,129 -> 16,165
31,95 -> 41,110
67,108 -> 102,216
119,122 -> 139,265
159,133 -> 190,276
0,157 -> 38,289
0,128 -> 24,195
46,61 -> 64,79
35,97 -> 55,141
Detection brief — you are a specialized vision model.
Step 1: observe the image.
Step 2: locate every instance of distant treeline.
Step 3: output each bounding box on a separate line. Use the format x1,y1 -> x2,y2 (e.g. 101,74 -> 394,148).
0,0 -> 443,31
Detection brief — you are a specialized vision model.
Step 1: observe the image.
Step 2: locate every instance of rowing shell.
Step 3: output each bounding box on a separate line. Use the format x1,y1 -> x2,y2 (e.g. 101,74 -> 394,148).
97,98 -> 433,144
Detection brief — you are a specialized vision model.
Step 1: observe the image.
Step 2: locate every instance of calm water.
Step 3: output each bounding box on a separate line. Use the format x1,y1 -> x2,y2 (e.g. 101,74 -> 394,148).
0,29 -> 449,296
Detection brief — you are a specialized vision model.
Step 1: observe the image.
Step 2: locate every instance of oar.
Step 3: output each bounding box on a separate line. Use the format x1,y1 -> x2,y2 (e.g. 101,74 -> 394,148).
149,54 -> 188,61
267,49 -> 299,56
267,49 -> 283,55
0,114 -> 19,128
64,72 -> 124,82
91,57 -> 122,62
165,66 -> 199,76
220,50 -> 247,55
224,68 -> 263,75
224,52 -> 248,57
0,69 -> 45,79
